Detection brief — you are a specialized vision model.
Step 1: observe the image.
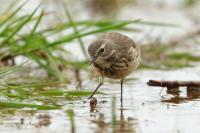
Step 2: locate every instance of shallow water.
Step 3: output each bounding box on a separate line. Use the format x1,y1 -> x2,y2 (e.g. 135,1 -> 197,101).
1,63 -> 200,133
1,0 -> 200,133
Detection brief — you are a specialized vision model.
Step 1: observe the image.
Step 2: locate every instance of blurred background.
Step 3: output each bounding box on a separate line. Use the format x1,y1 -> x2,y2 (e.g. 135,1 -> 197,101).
1,0 -> 200,71
1,0 -> 200,133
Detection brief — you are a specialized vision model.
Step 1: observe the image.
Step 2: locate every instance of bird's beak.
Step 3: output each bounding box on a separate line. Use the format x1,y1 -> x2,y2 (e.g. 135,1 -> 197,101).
89,57 -> 95,65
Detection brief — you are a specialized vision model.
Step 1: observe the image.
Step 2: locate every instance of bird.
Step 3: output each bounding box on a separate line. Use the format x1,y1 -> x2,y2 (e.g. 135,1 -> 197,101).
88,32 -> 140,104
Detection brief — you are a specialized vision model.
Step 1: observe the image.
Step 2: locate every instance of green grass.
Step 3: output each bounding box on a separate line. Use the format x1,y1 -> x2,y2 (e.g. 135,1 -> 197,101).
67,109 -> 75,133
0,62 -> 104,110
140,44 -> 200,70
0,102 -> 61,110
184,0 -> 199,6
0,61 -> 26,79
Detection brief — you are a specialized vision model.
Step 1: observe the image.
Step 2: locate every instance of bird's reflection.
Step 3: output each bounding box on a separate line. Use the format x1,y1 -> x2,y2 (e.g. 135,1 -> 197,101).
90,104 -> 136,133
114,108 -> 136,133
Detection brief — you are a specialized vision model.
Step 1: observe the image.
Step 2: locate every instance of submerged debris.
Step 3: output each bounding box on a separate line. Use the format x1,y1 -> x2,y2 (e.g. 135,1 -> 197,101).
90,97 -> 97,110
20,118 -> 24,125
148,80 -> 200,103
35,114 -> 51,127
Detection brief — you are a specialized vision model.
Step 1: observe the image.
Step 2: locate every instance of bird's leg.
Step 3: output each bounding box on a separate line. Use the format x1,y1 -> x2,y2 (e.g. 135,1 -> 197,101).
88,77 -> 104,99
120,79 -> 124,107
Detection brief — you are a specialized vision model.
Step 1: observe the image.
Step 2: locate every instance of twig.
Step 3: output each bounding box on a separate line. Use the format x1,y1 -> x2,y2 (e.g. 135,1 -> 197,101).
147,80 -> 200,87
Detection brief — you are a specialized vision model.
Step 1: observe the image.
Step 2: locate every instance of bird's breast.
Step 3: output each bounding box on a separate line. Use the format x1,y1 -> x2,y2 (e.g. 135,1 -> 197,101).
93,58 -> 137,79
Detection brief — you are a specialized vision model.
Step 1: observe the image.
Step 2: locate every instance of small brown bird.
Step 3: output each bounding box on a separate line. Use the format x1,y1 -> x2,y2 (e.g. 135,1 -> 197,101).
88,32 -> 140,103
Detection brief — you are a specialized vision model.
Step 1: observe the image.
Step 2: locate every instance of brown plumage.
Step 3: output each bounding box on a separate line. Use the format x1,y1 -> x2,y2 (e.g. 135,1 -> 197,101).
88,32 -> 140,104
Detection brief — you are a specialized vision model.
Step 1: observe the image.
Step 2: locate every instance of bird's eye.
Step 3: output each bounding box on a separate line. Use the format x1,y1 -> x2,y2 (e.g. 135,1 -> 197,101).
99,48 -> 105,53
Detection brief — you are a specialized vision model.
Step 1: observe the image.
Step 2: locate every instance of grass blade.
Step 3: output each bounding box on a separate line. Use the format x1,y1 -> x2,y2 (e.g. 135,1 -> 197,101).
30,9 -> 44,35
0,61 -> 28,79
0,102 -> 61,110
48,19 -> 141,47
64,6 -> 88,59
0,1 -> 27,26
2,5 -> 40,44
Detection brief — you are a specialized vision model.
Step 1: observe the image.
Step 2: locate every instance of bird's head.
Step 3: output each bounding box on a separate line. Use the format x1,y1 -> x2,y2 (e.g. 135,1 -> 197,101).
88,39 -> 116,69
